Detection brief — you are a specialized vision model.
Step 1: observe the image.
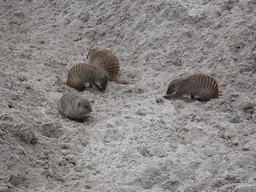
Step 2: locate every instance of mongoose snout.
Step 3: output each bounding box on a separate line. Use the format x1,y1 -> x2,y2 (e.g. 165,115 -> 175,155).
164,74 -> 219,101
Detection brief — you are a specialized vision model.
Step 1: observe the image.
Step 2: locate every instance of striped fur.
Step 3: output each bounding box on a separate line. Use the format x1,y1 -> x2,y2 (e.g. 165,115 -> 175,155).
65,63 -> 109,92
164,74 -> 219,101
87,49 -> 133,84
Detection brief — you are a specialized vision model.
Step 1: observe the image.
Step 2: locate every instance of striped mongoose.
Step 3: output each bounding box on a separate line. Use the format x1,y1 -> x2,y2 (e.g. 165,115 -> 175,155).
163,74 -> 219,101
58,90 -> 92,122
65,63 -> 109,92
87,49 -> 133,84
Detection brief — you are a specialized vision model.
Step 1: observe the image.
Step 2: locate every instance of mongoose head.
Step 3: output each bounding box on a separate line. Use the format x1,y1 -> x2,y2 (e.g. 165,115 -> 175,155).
97,69 -> 109,91
164,78 -> 184,99
166,79 -> 181,94
74,98 -> 92,118
87,49 -> 99,60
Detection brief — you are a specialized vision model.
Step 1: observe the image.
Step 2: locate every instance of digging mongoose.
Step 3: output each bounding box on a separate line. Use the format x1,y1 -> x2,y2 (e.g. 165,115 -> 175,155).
87,49 -> 133,84
163,74 -> 219,101
58,90 -> 92,122
65,63 -> 109,92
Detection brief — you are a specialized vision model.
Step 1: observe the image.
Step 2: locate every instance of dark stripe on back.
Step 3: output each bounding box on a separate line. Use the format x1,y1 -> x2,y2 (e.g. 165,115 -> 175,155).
188,74 -> 219,99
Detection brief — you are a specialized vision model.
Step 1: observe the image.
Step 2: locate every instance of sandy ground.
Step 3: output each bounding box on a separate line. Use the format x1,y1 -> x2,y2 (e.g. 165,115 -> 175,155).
0,0 -> 256,191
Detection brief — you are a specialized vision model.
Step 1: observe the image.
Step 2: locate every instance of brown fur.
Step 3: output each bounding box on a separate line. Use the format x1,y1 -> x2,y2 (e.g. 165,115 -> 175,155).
65,63 -> 109,92
87,49 -> 133,84
164,74 -> 219,101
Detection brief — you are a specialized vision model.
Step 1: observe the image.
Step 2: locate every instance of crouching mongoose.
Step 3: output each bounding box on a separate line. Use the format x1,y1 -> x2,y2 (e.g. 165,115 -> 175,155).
164,74 -> 219,101
58,91 -> 92,122
87,49 -> 133,85
65,63 -> 109,92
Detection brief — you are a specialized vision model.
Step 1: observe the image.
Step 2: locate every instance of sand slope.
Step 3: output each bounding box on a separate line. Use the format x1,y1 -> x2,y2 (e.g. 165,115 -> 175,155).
0,0 -> 256,191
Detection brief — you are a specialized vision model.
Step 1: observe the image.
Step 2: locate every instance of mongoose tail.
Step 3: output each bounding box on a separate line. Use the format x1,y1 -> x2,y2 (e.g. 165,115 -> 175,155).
114,78 -> 133,85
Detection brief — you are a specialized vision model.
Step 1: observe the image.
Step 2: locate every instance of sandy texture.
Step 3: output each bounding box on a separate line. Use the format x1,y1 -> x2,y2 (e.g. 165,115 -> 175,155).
0,0 -> 256,191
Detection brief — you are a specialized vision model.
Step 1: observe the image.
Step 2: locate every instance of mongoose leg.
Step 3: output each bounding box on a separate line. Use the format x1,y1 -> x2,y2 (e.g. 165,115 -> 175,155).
191,94 -> 194,99
67,77 -> 85,91
75,83 -> 86,91
197,97 -> 210,102
74,85 -> 85,92
71,117 -> 85,122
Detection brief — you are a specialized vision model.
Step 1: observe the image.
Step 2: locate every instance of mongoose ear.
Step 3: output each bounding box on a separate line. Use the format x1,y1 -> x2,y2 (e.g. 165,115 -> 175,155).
78,102 -> 82,107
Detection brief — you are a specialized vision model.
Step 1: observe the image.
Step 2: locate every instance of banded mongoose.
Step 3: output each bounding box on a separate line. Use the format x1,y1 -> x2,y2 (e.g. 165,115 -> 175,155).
163,74 -> 219,101
58,91 -> 92,122
87,49 -> 133,84
65,63 -> 109,92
